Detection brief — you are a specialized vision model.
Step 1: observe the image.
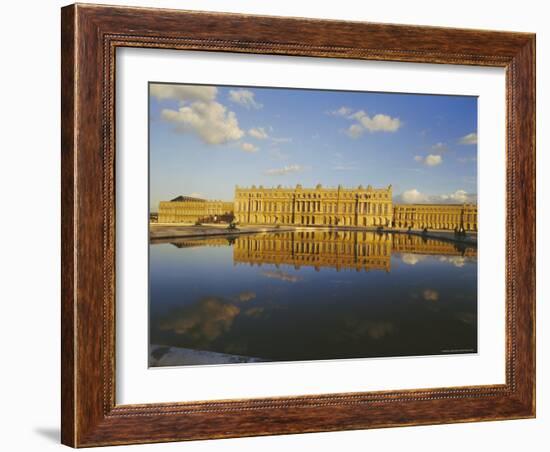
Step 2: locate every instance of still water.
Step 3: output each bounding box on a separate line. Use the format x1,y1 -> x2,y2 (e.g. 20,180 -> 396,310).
149,230 -> 477,366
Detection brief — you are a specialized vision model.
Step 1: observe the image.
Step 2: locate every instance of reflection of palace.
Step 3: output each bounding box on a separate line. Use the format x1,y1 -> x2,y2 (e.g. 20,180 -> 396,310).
158,185 -> 477,231
165,231 -> 476,273
234,231 -> 392,272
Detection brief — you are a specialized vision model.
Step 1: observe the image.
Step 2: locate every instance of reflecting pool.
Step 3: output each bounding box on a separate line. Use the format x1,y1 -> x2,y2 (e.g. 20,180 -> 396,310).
149,230 -> 477,367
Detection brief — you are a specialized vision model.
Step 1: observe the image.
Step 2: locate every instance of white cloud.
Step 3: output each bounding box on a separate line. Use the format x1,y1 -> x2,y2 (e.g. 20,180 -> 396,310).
431,142 -> 448,152
439,189 -> 473,203
248,127 -> 269,139
161,100 -> 244,145
458,155 -> 477,163
349,111 -> 402,134
328,106 -> 353,116
400,189 -> 429,203
268,148 -> 288,161
228,89 -> 262,109
332,165 -> 359,171
271,136 -> 292,143
346,124 -> 364,138
329,107 -> 401,137
425,154 -> 443,166
248,127 -> 291,144
240,142 -> 259,153
397,188 -> 477,204
265,164 -> 303,176
459,132 -> 477,145
150,84 -> 217,102
414,154 -> 443,166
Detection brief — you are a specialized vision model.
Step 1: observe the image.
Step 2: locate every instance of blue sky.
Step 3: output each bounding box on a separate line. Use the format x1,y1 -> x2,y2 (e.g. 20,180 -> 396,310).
149,83 -> 477,211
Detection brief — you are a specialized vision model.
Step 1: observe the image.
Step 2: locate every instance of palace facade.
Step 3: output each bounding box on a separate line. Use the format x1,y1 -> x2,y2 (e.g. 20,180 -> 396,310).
393,203 -> 478,231
158,196 -> 234,224
234,184 -> 393,227
157,185 -> 477,231
234,185 -> 477,231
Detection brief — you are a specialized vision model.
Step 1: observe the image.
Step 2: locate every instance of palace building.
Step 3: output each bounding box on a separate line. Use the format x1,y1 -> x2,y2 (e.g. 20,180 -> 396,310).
158,195 -> 234,224
157,185 -> 477,232
234,184 -> 393,227
393,203 -> 477,231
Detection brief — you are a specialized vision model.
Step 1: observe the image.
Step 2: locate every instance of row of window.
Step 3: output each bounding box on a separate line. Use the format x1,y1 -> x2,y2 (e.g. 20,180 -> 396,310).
394,213 -> 476,222
236,192 -> 390,200
237,201 -> 391,214
159,210 -> 228,215
236,241 -> 391,255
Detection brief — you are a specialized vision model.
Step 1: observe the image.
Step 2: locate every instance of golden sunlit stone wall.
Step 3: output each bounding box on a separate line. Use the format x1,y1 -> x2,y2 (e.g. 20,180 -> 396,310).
157,186 -> 478,231
392,203 -> 477,231
234,184 -> 394,227
158,199 -> 233,224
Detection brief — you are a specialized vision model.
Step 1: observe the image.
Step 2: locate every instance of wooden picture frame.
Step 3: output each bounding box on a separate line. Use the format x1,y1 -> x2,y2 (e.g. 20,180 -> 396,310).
61,3 -> 536,447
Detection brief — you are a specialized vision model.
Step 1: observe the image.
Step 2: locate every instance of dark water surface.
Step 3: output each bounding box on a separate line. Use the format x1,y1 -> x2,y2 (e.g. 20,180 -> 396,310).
149,230 -> 477,366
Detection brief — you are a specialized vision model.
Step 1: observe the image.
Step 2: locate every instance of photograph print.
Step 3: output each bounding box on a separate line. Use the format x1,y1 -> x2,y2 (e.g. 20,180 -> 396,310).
148,82 -> 478,367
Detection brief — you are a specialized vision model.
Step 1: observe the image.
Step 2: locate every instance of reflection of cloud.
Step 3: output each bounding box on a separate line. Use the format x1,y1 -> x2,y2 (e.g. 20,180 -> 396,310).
261,270 -> 302,283
344,319 -> 396,340
439,256 -> 468,267
456,312 -> 476,325
422,289 -> 439,301
159,297 -> 240,345
236,291 -> 256,302
244,307 -> 265,317
329,279 -> 353,285
401,254 -> 426,265
366,321 -> 396,340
